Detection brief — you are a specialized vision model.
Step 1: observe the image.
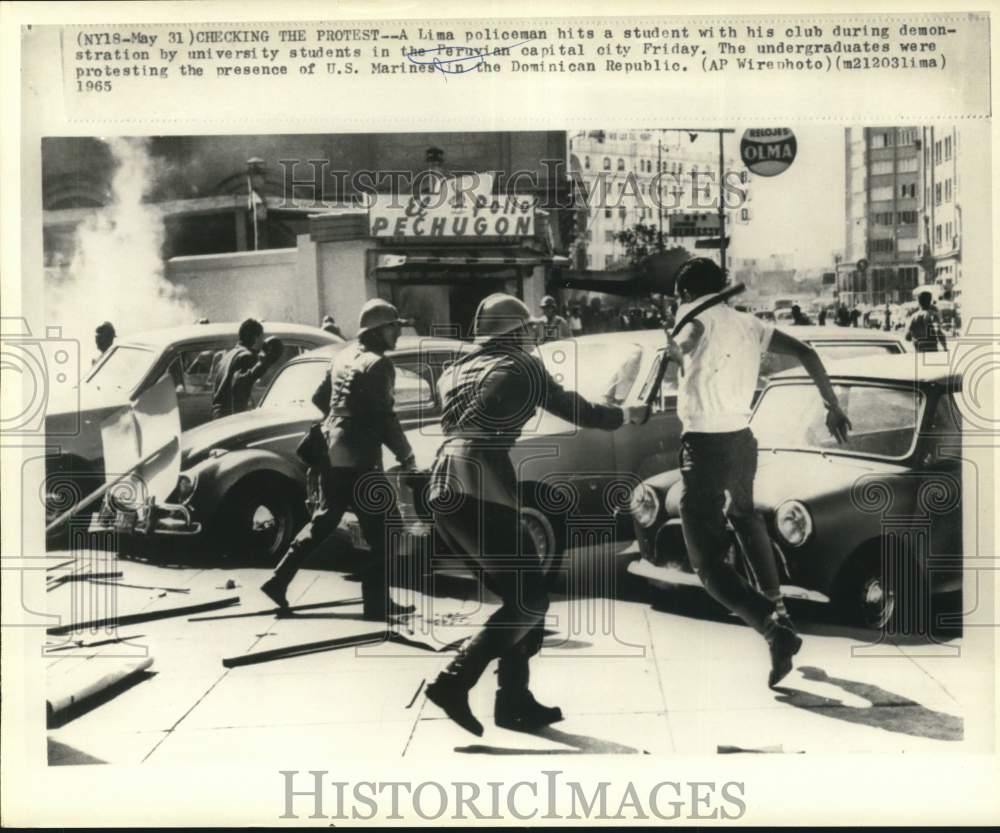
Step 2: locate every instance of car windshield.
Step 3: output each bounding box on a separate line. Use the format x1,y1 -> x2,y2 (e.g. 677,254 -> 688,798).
536,339 -> 644,405
259,359 -> 327,411
758,340 -> 903,381
85,345 -> 157,392
752,382 -> 923,459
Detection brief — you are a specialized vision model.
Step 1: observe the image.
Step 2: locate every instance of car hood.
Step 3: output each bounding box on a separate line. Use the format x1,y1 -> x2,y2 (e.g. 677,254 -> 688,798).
654,451 -> 905,516
182,407 -> 315,466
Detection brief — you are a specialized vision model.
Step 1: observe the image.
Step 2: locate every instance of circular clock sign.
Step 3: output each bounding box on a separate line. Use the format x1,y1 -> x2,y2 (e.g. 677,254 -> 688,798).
740,128 -> 798,177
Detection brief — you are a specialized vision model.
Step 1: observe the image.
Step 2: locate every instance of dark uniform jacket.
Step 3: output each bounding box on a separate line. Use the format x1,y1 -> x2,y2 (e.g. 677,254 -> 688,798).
311,342 -> 413,470
211,345 -> 266,419
430,343 -> 624,508
906,308 -> 946,352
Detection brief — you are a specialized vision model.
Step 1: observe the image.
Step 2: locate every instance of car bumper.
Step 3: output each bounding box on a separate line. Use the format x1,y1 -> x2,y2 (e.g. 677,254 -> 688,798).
88,500 -> 202,539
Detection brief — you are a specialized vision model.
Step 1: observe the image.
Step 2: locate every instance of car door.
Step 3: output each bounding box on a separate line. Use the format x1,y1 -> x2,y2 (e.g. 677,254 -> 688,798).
918,390 -> 963,585
149,341 -> 228,430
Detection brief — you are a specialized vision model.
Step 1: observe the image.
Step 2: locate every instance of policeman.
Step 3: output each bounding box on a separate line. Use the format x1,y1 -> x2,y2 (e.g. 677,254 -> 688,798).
260,300 -> 417,621
424,293 -> 649,736
537,295 -> 572,342
211,318 -> 283,419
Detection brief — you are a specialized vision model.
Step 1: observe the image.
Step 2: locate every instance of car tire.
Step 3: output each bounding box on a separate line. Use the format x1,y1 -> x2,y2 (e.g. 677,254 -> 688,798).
837,548 -> 929,634
519,507 -> 561,584
214,477 -> 304,566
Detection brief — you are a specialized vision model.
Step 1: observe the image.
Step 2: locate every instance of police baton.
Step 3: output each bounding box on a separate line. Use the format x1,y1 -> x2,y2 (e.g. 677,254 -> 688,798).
639,283 -> 747,422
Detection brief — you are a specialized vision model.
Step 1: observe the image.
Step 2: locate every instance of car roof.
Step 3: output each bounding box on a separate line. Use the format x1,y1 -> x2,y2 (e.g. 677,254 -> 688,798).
120,322 -> 343,348
772,352 -> 960,386
774,324 -> 904,343
296,335 -> 478,361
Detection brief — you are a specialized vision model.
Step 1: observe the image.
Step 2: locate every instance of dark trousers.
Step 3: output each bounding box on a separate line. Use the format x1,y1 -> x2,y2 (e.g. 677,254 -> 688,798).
271,466 -> 399,613
434,499 -> 548,691
678,429 -> 779,634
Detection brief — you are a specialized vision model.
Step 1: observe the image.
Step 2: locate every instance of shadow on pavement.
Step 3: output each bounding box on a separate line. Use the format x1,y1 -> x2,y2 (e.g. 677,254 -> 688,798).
456,723 -> 641,755
773,666 -> 963,742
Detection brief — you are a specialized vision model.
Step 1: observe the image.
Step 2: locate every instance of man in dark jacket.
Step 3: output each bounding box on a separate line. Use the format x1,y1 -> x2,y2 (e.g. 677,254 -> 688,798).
260,300 -> 417,621
211,318 -> 283,419
423,293 -> 649,736
906,291 -> 948,352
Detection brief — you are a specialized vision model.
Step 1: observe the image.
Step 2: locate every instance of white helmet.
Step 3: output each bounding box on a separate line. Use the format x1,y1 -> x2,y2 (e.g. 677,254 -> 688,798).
473,293 -> 532,344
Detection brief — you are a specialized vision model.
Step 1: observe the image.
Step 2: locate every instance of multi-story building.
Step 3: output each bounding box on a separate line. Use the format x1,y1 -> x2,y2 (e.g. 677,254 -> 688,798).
837,126 -> 923,307
918,126 -> 962,298
568,130 -> 750,273
838,125 -> 970,308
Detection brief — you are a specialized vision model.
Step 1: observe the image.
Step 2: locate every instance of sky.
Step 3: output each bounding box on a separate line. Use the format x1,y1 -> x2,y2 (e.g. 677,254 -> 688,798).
727,125 -> 846,271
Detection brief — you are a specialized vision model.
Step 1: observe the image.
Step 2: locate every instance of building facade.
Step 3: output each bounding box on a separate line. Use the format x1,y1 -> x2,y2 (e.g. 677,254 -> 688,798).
568,130 -> 751,273
837,125 -> 966,308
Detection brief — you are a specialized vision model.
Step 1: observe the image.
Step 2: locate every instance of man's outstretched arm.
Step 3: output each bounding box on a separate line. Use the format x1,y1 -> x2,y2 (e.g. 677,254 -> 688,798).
768,329 -> 852,444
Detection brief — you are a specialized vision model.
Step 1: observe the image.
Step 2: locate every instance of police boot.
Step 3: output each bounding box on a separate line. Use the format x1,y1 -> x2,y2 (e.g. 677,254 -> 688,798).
764,611 -> 803,688
260,575 -> 290,610
425,637 -> 493,737
494,651 -> 563,731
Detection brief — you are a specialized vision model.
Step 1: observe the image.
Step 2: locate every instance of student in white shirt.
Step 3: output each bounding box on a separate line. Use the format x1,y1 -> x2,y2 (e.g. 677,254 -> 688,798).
665,258 -> 851,687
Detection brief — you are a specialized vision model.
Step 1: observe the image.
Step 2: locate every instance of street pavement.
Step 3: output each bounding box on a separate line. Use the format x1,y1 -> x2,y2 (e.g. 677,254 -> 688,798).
44,547 -> 972,765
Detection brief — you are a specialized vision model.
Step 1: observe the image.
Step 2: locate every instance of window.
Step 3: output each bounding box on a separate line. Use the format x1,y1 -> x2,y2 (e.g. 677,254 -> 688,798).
392,364 -> 434,410
604,230 -> 615,242
935,224 -> 943,245
603,157 -> 611,170
871,131 -> 893,149
944,178 -> 952,202
898,210 -> 918,224
604,207 -> 612,218
944,136 -> 952,160
584,156 -> 590,170
945,221 -> 952,241
934,183 -> 942,205
604,254 -> 615,268
897,157 -> 918,173
871,160 -> 893,175
870,185 -> 893,201
899,183 -> 916,199
934,140 -> 942,163
873,211 -> 894,226
870,239 -> 895,253
617,158 -> 625,171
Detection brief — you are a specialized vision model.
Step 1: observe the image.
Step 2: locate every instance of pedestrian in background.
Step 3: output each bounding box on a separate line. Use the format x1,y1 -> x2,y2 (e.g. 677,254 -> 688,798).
261,300 -> 417,621
663,259 -> 851,687
906,291 -> 948,352
92,321 -> 116,366
423,293 -> 649,736
568,305 -> 583,337
321,314 -> 344,339
211,318 -> 283,419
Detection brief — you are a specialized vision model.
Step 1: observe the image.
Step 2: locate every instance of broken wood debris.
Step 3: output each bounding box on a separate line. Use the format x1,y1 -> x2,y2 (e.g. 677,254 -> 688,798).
47,596 -> 240,635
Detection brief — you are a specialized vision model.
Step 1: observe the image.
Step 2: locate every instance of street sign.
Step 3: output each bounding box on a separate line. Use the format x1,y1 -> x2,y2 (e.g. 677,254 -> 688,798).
669,212 -> 720,237
740,128 -> 797,177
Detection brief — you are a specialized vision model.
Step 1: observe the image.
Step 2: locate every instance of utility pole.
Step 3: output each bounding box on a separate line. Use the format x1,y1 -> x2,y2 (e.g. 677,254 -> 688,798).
657,134 -> 664,252
717,129 -> 727,275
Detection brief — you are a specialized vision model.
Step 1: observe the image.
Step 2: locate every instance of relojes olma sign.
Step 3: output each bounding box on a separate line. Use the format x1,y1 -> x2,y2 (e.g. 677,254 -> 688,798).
740,128 -> 797,177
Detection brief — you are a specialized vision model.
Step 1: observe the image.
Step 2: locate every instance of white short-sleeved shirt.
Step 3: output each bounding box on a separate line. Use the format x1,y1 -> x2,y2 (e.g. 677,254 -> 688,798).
675,297 -> 774,433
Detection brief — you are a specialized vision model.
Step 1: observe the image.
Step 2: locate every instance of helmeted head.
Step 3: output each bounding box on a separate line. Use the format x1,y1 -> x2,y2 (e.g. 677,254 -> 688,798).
473,293 -> 532,346
674,257 -> 726,303
357,298 -> 405,351
540,295 -> 558,318
918,291 -> 933,309
95,321 -> 116,353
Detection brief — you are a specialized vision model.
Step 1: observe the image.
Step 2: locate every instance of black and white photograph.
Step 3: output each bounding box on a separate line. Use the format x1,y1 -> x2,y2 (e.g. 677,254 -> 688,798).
2,3 -> 998,827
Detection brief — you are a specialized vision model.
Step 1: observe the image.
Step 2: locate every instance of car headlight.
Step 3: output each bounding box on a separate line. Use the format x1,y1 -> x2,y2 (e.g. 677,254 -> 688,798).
629,484 -> 660,528
775,499 -> 812,547
174,473 -> 197,503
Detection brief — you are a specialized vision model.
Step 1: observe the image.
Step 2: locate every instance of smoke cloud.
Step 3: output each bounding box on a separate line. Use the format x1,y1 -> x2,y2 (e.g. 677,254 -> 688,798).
46,137 -> 200,355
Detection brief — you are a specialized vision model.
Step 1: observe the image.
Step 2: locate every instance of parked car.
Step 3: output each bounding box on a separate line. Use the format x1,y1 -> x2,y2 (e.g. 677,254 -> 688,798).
101,336 -> 478,562
627,354 -> 963,631
341,326 -> 913,565
45,322 -> 341,534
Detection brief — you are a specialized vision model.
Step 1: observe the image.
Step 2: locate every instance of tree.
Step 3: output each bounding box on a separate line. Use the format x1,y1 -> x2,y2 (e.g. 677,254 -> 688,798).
613,223 -> 692,294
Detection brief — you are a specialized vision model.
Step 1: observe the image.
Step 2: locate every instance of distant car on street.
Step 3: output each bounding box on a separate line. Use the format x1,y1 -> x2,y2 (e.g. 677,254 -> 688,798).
45,322 -> 341,534
102,336 -> 477,562
628,354 -> 963,631
342,326 -> 913,568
